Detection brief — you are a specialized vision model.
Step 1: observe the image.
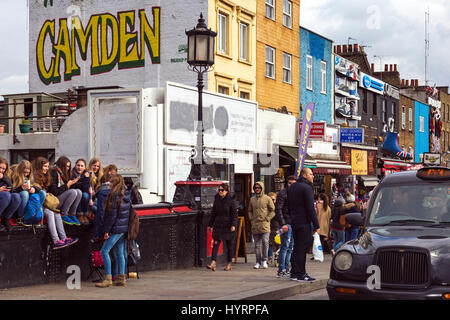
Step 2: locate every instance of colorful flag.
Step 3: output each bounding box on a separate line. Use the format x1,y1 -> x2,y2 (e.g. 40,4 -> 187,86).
294,102 -> 315,179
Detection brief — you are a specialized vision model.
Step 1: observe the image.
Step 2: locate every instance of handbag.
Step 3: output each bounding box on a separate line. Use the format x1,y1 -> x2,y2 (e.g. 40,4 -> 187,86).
128,240 -> 141,266
44,193 -> 60,213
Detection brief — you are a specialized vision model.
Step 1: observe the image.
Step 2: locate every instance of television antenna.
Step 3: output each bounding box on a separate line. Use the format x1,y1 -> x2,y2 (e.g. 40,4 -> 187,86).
425,7 -> 430,86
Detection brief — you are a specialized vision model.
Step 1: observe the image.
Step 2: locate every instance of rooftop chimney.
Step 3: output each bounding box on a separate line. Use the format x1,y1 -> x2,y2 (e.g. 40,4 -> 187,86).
371,63 -> 375,73
343,45 -> 348,53
348,45 -> 353,52
390,64 -> 393,72
401,79 -> 405,87
406,80 -> 409,86
336,45 -> 341,54
411,79 -> 415,87
394,64 -> 398,72
384,64 -> 389,72
354,44 -> 359,52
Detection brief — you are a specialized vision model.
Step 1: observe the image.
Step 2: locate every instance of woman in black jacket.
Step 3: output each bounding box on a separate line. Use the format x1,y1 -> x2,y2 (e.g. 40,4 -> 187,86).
206,183 -> 238,271
96,174 -> 131,288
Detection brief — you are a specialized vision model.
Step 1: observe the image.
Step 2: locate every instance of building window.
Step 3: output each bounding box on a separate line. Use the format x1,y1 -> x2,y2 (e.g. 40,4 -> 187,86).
409,108 -> 413,131
362,91 -> 367,113
401,106 -> 405,130
382,99 -> 386,123
240,91 -> 250,100
306,55 -> 313,90
218,85 -> 229,95
320,61 -> 327,94
239,22 -> 249,62
218,12 -> 228,54
265,0 -> 275,20
265,46 -> 275,79
282,52 -> 292,84
419,116 -> 424,132
372,93 -> 377,115
391,102 -> 396,121
283,0 -> 292,28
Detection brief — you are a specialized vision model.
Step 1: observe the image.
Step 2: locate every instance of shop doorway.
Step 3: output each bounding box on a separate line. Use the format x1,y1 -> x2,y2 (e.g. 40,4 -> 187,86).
234,173 -> 252,241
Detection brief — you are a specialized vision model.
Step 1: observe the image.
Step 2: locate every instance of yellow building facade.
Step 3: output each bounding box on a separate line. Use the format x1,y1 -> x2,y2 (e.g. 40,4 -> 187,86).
256,0 -> 300,117
207,0 -> 257,100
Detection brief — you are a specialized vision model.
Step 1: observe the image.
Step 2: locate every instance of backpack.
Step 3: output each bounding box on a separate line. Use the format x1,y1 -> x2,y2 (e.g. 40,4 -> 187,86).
24,193 -> 44,225
127,206 -> 139,241
130,187 -> 143,205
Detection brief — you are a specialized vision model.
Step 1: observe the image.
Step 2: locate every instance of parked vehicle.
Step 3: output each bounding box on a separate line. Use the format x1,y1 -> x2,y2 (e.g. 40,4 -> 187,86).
327,167 -> 450,300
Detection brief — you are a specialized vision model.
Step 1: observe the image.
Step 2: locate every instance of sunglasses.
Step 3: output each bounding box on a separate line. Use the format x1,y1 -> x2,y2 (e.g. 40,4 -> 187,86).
218,189 -> 225,192
254,186 -> 262,190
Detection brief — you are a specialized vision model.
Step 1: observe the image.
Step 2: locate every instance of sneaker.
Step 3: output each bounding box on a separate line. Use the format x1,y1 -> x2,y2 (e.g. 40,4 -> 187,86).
277,270 -> 287,278
53,240 -> 67,250
297,274 -> 316,282
64,237 -> 79,247
70,215 -> 81,226
62,215 -> 74,225
254,263 -> 261,269
262,261 -> 269,269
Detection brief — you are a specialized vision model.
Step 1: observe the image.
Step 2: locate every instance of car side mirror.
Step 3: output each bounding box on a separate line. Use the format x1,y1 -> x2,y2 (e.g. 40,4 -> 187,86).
345,212 -> 364,226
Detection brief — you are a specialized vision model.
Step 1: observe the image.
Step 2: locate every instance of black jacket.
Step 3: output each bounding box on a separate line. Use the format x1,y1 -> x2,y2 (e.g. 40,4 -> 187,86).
47,169 -> 69,196
274,187 -> 291,226
0,175 -> 12,189
71,168 -> 91,193
208,193 -> 238,241
103,189 -> 131,235
287,177 -> 320,230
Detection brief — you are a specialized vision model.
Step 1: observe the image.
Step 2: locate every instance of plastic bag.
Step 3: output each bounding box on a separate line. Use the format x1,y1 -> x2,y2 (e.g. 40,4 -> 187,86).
312,232 -> 324,262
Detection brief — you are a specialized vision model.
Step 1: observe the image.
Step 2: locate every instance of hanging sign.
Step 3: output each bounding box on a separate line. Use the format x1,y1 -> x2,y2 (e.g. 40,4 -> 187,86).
294,102 -> 315,179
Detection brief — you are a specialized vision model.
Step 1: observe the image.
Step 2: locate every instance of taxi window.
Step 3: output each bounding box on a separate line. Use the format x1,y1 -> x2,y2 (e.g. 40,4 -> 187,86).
369,184 -> 450,225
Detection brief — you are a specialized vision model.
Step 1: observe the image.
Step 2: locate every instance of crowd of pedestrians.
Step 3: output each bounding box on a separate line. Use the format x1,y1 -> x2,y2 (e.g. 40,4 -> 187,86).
205,168 -> 365,282
0,155 -> 142,288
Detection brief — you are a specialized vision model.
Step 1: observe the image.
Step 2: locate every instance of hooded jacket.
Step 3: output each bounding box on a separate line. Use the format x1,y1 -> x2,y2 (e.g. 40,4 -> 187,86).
248,181 -> 275,234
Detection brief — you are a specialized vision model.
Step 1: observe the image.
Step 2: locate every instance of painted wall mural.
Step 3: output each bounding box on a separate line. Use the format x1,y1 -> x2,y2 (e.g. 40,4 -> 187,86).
29,0 -> 206,93
36,8 -> 160,85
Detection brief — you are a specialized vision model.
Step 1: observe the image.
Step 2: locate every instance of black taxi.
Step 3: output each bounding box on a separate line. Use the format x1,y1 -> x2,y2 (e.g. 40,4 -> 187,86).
327,167 -> 450,300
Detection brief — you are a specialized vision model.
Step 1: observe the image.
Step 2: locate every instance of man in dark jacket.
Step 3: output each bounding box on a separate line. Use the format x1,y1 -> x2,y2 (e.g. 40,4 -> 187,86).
287,168 -> 320,282
274,175 -> 297,278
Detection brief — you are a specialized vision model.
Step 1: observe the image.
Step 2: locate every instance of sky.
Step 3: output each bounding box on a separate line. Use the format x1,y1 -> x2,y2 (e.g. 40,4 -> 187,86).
300,0 -> 450,88
0,0 -> 448,95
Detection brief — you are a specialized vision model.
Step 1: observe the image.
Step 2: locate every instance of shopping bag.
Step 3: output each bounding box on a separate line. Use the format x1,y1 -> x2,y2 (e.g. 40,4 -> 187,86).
312,232 -> 324,262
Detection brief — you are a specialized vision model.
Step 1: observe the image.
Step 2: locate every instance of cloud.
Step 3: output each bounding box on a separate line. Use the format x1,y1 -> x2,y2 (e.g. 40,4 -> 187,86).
300,0 -> 450,87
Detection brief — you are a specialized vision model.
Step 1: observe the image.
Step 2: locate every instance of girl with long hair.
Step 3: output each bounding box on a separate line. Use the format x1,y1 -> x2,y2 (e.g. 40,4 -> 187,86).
0,157 -> 21,231
316,193 -> 332,253
71,158 -> 91,225
48,156 -> 83,226
87,157 -> 103,221
32,157 -> 78,249
96,174 -> 131,288
11,159 -> 46,222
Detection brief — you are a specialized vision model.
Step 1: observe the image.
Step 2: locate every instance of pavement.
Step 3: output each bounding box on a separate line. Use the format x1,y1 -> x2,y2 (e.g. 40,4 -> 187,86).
0,252 -> 332,300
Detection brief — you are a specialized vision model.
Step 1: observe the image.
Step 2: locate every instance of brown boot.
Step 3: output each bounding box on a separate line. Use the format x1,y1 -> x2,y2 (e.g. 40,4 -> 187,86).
224,263 -> 232,271
206,260 -> 216,271
113,274 -> 127,287
95,275 -> 112,288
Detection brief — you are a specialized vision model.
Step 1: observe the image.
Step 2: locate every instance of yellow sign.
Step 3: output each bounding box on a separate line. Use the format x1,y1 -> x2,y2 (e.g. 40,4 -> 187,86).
351,149 -> 367,175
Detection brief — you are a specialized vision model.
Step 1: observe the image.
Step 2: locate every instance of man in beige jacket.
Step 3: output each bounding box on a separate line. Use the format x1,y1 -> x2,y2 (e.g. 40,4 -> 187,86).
248,181 -> 275,269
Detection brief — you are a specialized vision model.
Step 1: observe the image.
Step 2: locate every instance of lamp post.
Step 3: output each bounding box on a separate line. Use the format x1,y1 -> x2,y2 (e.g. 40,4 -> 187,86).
186,13 -> 217,181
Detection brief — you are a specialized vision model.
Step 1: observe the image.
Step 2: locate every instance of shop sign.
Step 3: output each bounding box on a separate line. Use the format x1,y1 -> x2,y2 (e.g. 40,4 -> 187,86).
360,72 -> 385,95
351,149 -> 368,175
295,102 -> 315,179
340,128 -> 364,143
385,83 -> 399,99
298,122 -> 325,139
423,152 -> 441,166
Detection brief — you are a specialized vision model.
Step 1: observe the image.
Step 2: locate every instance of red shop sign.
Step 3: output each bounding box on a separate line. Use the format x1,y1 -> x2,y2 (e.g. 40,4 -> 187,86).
299,122 -> 325,138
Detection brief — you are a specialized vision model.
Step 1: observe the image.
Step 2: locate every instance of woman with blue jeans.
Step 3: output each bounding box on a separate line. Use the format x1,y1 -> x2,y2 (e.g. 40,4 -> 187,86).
96,174 -> 131,288
0,157 -> 21,231
72,159 -> 92,225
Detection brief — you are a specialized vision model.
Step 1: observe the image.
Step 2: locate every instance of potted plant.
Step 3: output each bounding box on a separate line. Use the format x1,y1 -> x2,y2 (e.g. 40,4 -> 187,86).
19,119 -> 31,133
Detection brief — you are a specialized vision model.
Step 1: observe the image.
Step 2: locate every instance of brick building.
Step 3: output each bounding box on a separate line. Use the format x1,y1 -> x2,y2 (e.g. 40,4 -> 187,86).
438,87 -> 450,160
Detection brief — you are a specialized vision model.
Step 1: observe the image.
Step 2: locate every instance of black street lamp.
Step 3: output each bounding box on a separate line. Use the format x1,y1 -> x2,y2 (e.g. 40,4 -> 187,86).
186,13 -> 217,181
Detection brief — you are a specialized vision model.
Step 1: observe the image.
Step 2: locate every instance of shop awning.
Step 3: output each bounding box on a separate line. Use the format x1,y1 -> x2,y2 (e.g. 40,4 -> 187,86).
313,160 -> 352,175
279,146 -> 317,168
360,176 -> 379,187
